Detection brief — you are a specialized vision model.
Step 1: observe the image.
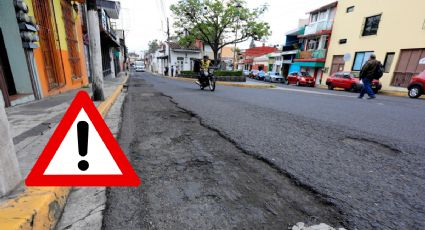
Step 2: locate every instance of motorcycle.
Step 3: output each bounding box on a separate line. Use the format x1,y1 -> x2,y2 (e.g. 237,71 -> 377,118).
197,68 -> 216,91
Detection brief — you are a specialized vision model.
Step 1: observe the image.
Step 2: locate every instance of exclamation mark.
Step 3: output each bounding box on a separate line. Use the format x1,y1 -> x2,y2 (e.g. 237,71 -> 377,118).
77,121 -> 89,171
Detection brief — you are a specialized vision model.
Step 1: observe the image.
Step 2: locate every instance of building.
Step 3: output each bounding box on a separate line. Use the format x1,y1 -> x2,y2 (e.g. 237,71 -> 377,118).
268,52 -> 283,74
293,1 -> 337,84
0,0 -> 40,107
220,46 -> 236,70
26,0 -> 89,97
238,46 -> 277,71
282,20 -> 308,78
322,0 -> 425,91
156,42 -> 201,75
96,0 -> 121,78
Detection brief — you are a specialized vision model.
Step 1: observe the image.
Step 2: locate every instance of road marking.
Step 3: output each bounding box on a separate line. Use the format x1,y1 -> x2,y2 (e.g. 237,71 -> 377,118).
273,87 -> 357,98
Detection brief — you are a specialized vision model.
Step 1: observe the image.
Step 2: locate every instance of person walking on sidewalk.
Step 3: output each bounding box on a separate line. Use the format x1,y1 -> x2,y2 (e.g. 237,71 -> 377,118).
171,65 -> 174,77
358,54 -> 382,99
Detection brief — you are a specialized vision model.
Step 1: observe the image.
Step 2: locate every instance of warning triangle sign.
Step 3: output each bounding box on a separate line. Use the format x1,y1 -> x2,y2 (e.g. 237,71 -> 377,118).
25,91 -> 140,186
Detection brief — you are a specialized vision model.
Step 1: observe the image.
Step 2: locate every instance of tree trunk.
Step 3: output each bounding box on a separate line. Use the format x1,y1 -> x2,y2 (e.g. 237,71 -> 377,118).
87,0 -> 104,101
213,49 -> 219,67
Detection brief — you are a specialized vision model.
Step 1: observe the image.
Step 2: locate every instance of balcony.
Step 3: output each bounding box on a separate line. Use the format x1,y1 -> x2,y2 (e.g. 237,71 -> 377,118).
97,0 -> 120,19
304,20 -> 333,36
295,49 -> 327,62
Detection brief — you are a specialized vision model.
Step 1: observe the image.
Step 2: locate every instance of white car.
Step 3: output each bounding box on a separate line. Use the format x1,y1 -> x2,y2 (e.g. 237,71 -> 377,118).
265,71 -> 284,83
134,61 -> 145,72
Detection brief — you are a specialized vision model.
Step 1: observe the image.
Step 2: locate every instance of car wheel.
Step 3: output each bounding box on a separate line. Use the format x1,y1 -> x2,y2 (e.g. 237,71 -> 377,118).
350,84 -> 357,92
296,81 -> 300,86
408,86 -> 421,98
328,84 -> 334,90
286,80 -> 290,85
373,89 -> 379,94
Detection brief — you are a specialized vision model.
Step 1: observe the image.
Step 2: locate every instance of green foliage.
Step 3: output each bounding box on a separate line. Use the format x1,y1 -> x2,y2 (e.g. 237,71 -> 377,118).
148,39 -> 160,54
171,0 -> 271,62
214,70 -> 242,76
180,70 -> 197,75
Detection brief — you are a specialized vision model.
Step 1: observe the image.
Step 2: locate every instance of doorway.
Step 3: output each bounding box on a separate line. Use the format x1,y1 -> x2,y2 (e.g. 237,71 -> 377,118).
0,30 -> 17,107
33,0 -> 62,90
330,55 -> 345,75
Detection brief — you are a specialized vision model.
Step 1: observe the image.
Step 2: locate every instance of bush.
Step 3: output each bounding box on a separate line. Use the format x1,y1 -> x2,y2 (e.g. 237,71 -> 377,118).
214,70 -> 242,76
180,71 -> 196,75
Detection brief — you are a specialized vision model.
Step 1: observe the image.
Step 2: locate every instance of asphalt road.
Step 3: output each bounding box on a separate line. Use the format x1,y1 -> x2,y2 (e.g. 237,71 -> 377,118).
104,72 -> 425,230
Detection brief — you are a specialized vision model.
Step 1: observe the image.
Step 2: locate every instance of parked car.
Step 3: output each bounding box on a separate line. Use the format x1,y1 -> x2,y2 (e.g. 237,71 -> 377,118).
134,61 -> 145,72
265,72 -> 284,83
326,72 -> 382,93
256,70 -> 266,81
407,70 -> 425,98
286,71 -> 315,87
243,70 -> 251,76
249,70 -> 259,79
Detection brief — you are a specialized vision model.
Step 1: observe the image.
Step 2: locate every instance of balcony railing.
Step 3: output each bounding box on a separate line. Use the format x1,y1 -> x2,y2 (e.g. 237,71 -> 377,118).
296,49 -> 327,59
304,20 -> 333,36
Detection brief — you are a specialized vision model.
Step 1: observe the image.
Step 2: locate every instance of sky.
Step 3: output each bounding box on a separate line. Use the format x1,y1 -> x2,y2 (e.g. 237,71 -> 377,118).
116,0 -> 335,53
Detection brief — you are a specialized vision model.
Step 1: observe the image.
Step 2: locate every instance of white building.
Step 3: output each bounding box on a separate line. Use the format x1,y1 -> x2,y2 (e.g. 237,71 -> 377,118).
156,42 -> 201,76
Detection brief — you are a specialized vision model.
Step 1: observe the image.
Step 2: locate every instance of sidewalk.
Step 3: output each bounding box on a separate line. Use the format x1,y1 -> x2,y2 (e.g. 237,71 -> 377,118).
0,73 -> 128,229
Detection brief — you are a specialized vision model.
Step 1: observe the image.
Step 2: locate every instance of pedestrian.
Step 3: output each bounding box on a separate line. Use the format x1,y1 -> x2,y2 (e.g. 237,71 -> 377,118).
176,65 -> 180,76
164,66 -> 169,76
171,65 -> 174,77
358,54 -> 382,99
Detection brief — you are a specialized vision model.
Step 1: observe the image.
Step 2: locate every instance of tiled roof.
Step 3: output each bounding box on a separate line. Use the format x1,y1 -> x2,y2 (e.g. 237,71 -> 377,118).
167,42 -> 200,51
242,46 -> 278,57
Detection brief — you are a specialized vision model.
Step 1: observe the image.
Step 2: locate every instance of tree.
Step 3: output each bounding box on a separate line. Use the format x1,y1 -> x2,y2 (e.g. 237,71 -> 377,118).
148,39 -> 160,54
171,0 -> 271,64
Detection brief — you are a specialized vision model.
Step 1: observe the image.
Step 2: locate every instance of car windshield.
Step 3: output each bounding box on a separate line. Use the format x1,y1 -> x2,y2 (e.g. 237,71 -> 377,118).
300,72 -> 310,76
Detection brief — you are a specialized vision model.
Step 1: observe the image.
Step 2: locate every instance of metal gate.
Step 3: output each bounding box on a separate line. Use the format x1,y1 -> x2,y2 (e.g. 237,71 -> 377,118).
391,49 -> 425,87
61,0 -> 82,79
33,0 -> 61,90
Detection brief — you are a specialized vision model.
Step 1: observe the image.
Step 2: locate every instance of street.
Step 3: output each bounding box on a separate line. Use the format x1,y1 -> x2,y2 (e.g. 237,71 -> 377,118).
103,72 -> 425,229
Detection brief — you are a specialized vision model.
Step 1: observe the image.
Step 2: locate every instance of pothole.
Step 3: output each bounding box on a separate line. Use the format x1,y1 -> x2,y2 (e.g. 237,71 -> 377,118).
342,137 -> 401,156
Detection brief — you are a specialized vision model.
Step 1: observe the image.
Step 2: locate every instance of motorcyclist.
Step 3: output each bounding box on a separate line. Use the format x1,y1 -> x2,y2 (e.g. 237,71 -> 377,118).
197,55 -> 211,85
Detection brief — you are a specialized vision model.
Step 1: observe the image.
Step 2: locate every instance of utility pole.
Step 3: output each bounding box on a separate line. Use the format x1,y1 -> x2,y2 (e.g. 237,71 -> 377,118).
87,0 -> 104,101
233,3 -> 242,70
167,17 -> 171,76
0,92 -> 21,196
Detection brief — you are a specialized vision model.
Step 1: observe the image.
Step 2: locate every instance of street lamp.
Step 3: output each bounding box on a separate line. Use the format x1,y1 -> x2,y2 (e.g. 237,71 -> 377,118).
233,2 -> 242,70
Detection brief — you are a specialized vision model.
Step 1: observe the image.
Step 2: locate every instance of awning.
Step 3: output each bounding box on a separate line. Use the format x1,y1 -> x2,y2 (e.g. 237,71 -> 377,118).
291,62 -> 325,68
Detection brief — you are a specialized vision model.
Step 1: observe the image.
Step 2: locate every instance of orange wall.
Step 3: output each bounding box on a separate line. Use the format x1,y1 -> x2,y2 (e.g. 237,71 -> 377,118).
32,0 -> 88,97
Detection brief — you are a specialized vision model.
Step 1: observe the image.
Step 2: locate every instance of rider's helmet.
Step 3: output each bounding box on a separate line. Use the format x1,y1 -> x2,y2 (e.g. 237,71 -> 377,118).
203,55 -> 209,60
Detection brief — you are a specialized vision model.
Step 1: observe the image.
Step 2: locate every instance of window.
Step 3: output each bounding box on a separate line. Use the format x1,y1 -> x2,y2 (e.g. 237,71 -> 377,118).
346,6 -> 354,13
383,52 -> 395,73
352,51 -> 374,71
362,14 -> 381,36
311,13 -> 318,23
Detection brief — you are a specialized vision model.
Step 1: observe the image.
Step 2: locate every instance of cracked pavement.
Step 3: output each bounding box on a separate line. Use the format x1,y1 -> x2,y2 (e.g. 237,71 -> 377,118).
102,75 -> 346,229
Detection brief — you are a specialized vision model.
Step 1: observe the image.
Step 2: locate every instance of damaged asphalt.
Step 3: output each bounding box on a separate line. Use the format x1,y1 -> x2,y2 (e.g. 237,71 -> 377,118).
102,72 -> 425,229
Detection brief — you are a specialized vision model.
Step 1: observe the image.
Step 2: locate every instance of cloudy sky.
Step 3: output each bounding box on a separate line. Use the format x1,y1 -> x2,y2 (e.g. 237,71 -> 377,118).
117,0 -> 334,52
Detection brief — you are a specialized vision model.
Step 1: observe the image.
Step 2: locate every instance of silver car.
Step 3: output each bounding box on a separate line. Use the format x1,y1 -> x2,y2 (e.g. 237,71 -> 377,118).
265,71 -> 284,83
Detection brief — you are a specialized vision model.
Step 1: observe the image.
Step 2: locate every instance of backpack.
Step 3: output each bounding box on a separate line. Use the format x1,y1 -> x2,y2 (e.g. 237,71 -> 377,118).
374,62 -> 384,79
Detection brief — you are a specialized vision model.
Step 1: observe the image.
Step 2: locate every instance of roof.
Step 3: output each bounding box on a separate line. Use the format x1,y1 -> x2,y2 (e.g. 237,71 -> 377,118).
242,46 -> 278,57
307,1 -> 338,14
167,42 -> 200,51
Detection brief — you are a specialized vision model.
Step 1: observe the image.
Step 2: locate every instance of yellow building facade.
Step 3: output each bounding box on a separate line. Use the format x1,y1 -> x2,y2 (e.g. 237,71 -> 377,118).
322,0 -> 425,91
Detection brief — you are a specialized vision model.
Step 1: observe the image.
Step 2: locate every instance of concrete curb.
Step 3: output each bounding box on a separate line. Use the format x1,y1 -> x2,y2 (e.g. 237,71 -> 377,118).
160,75 -> 276,89
0,76 -> 128,230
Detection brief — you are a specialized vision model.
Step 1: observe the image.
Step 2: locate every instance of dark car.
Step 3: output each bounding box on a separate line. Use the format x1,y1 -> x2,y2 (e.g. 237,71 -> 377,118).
326,72 -> 382,93
407,70 -> 425,98
286,71 -> 315,87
